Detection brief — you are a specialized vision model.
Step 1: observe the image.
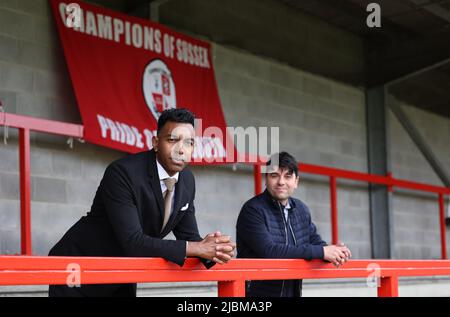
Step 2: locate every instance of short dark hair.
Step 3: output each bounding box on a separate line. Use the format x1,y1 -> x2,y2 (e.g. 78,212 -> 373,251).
266,151 -> 298,176
157,108 -> 195,135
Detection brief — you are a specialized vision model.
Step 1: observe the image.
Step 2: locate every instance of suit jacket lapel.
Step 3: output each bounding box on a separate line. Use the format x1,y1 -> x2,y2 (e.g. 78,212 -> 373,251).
173,173 -> 185,214
147,150 -> 165,219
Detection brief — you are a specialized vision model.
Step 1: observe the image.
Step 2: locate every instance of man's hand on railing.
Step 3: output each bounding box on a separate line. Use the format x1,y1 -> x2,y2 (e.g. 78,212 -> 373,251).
186,231 -> 236,264
323,243 -> 352,268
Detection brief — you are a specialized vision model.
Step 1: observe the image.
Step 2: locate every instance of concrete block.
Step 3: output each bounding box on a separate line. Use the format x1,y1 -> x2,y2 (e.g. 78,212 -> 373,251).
17,0 -> 50,19
0,8 -> 34,41
33,16 -> 58,46
0,199 -> 19,228
50,95 -> 81,123
0,89 -> 17,113
0,0 -> 18,10
79,145 -> 123,181
422,229 -> 440,245
51,149 -> 82,179
65,179 -> 98,206
0,62 -> 34,92
244,78 -> 267,99
0,228 -> 19,254
275,87 -> 304,109
291,92 -> 315,112
269,103 -> 305,128
31,202 -> 85,255
0,34 -> 18,62
254,81 -> 279,104
29,148 -> 53,176
16,92 -> 52,118
17,40 -> 60,71
302,75 -> 332,99
0,143 -> 19,172
308,205 -> 331,224
269,63 -> 294,89
332,84 -> 364,108
216,71 -> 246,95
33,69 -> 72,98
31,176 -> 66,203
339,139 -> 366,158
242,57 -> 271,83
32,132 -> 68,149
0,172 -> 19,199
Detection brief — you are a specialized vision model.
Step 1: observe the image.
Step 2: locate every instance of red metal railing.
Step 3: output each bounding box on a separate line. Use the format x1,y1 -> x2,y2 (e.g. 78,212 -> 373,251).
1,256 -> 450,297
1,112 -> 83,255
0,112 -> 449,258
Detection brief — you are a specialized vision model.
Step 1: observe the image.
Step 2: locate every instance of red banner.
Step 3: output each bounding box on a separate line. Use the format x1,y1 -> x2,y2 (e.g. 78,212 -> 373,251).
50,0 -> 233,161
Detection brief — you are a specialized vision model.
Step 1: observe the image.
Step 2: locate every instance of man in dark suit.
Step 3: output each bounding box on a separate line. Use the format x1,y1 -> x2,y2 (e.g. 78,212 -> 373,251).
49,108 -> 235,297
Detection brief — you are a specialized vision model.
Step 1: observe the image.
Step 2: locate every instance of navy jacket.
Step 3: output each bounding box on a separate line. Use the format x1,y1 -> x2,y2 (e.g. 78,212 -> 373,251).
236,190 -> 327,297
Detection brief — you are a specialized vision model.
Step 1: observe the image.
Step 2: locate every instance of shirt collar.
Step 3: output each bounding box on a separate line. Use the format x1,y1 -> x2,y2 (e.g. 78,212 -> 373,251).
156,159 -> 179,182
284,201 -> 291,210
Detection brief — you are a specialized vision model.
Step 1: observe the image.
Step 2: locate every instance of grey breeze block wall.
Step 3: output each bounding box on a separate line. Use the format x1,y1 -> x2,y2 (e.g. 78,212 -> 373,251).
389,97 -> 450,259
0,0 -> 448,263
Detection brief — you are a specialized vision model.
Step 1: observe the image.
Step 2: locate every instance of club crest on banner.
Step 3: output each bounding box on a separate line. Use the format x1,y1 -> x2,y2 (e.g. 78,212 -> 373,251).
143,59 -> 177,120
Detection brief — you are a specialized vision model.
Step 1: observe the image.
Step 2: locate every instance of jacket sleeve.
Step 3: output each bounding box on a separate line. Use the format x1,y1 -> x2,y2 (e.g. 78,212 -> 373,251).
101,163 -> 187,266
237,204 -> 324,260
172,180 -> 215,269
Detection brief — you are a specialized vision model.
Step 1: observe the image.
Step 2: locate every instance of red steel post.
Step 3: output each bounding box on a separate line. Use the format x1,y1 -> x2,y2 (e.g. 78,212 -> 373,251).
254,164 -> 262,195
330,176 -> 338,245
218,280 -> 246,297
378,276 -> 399,297
19,128 -> 32,255
439,194 -> 447,259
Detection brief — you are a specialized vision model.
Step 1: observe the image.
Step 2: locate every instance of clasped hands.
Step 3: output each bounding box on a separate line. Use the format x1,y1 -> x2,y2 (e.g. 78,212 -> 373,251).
323,242 -> 352,267
187,231 -> 236,264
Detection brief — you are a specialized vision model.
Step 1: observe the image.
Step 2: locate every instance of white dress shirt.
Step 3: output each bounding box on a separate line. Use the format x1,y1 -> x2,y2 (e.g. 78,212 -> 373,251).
156,159 -> 179,215
283,201 -> 291,221
156,159 -> 189,255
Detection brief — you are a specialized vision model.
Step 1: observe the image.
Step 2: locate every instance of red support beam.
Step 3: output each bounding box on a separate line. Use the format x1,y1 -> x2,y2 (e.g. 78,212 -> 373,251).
387,172 -> 393,193
218,280 -> 246,297
378,276 -> 399,297
19,128 -> 32,255
1,257 -> 450,297
254,164 -> 262,195
300,162 -> 450,195
330,176 -> 338,245
439,194 -> 447,260
0,112 -> 83,138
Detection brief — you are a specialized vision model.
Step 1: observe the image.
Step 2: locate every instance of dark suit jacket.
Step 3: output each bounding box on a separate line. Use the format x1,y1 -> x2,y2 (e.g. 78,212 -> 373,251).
49,149 -> 209,296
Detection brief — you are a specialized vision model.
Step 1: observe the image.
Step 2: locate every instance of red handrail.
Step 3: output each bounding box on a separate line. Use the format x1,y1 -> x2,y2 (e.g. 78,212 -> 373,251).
0,112 -> 448,258
1,256 -> 450,297
1,112 -> 83,255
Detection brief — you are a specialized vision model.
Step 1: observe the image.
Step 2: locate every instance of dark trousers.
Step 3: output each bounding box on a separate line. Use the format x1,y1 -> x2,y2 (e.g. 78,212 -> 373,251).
49,283 -> 137,297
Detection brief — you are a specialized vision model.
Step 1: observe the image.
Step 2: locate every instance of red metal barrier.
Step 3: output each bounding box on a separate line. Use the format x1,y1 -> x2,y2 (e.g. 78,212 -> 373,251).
1,256 -> 450,297
298,162 -> 450,259
0,112 -> 449,258
439,194 -> 448,259
1,113 -> 83,255
330,176 -> 339,245
19,128 -> 31,255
